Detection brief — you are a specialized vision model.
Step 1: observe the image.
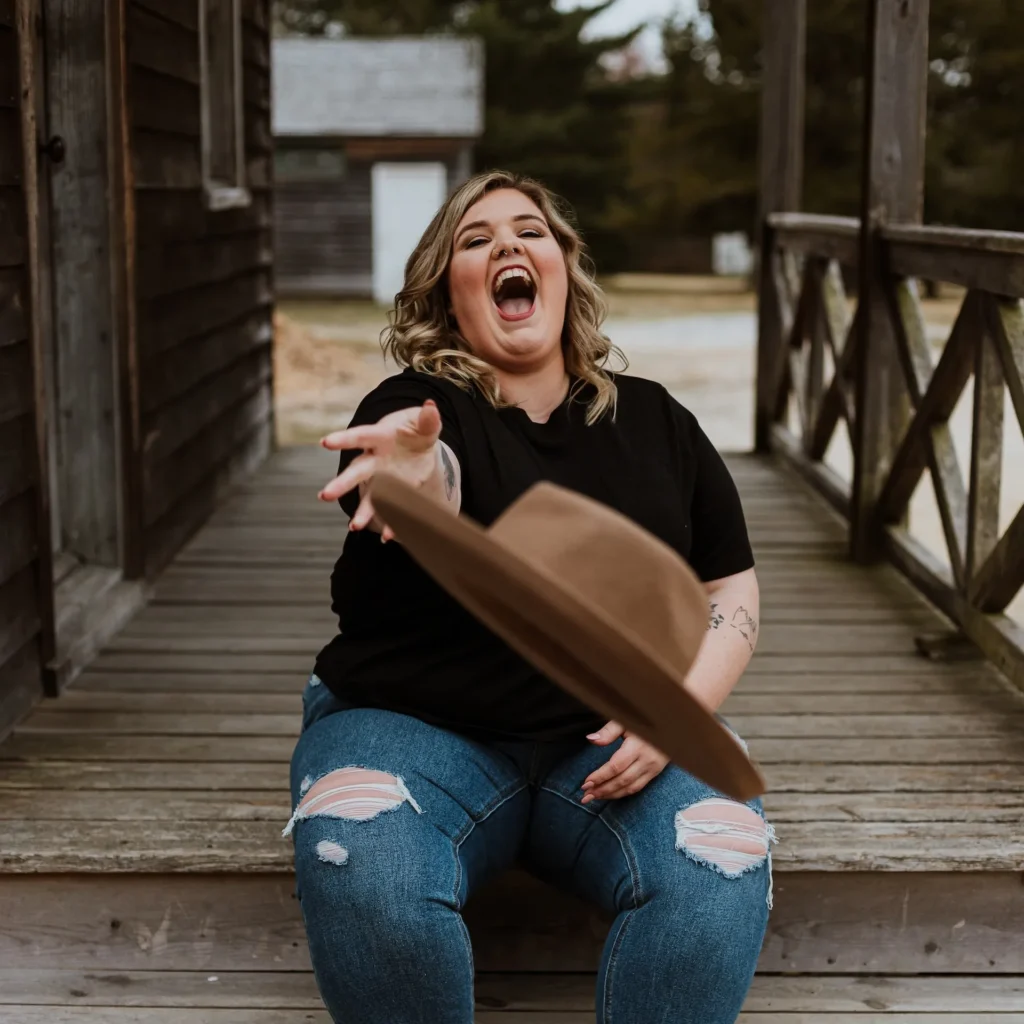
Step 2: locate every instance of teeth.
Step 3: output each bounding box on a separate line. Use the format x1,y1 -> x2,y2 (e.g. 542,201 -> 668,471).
493,267 -> 533,293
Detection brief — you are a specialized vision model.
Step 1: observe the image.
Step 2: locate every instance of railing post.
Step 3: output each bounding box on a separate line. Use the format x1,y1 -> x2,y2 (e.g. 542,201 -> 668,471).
850,0 -> 930,561
755,0 -> 805,453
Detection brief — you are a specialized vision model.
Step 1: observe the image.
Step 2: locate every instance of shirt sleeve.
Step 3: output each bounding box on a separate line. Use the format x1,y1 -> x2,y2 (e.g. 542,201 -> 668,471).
335,372 -> 466,517
676,404 -> 755,582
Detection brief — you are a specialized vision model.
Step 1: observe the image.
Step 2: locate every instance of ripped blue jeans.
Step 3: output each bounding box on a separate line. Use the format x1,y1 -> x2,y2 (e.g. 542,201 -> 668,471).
286,675 -> 773,1024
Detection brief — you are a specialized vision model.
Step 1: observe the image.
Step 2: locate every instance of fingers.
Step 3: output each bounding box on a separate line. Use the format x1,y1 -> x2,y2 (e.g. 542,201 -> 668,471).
586,720 -> 624,746
584,761 -> 650,803
581,746 -> 636,794
396,400 -> 442,451
320,423 -> 391,452
318,454 -> 377,503
349,491 -> 377,531
580,736 -> 670,804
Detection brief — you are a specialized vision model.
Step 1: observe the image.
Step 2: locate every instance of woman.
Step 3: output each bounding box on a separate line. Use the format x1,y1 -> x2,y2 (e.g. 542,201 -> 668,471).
285,170 -> 771,1024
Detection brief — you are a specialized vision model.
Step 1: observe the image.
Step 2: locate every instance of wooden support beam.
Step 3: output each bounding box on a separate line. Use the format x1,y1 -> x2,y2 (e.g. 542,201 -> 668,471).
850,0 -> 930,561
966,331 -> 1004,588
755,0 -> 805,452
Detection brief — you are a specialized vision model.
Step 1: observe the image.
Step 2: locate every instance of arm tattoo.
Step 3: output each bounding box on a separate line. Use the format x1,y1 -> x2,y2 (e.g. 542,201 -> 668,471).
439,444 -> 456,501
707,603 -> 724,630
730,606 -> 758,651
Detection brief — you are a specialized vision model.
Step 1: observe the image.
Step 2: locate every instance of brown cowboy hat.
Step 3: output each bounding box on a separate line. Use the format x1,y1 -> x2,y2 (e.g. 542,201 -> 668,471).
369,472 -> 765,803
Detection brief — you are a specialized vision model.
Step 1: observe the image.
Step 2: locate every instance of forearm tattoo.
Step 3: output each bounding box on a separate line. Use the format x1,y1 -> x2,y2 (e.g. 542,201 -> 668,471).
706,601 -> 758,651
440,444 -> 456,500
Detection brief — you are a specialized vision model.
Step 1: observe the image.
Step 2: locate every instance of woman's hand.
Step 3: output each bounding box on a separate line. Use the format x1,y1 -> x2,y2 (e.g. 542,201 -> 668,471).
318,400 -> 457,540
580,721 -> 670,804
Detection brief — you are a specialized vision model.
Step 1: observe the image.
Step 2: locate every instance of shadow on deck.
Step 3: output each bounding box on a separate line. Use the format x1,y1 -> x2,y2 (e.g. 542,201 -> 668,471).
2,446 -> 1024,1021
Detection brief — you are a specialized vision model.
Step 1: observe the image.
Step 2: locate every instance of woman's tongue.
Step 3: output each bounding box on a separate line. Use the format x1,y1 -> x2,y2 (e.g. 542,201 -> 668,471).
497,295 -> 533,316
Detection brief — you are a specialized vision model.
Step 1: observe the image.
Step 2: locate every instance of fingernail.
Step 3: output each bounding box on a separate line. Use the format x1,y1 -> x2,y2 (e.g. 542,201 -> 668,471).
586,732 -> 600,740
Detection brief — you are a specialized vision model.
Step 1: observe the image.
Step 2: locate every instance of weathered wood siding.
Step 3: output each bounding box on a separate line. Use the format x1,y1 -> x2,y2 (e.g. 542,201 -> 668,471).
274,159 -> 372,297
128,0 -> 274,576
0,4 -> 46,735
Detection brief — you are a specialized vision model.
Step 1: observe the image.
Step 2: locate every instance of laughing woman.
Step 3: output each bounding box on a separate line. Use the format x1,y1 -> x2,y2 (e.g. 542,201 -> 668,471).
285,170 -> 771,1024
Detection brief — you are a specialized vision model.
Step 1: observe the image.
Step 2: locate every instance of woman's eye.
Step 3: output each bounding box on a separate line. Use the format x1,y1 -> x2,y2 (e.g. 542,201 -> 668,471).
520,229 -> 542,238
465,237 -> 489,249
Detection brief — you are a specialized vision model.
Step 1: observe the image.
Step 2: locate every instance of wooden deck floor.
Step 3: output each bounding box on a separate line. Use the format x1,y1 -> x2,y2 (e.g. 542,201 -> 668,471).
2,445 -> 1024,1020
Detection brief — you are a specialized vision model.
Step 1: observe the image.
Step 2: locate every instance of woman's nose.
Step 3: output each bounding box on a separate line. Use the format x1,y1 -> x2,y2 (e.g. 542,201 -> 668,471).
492,242 -> 522,260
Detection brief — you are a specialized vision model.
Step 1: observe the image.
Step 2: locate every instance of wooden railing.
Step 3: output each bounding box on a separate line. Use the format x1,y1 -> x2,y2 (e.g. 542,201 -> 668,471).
756,212 -> 1024,686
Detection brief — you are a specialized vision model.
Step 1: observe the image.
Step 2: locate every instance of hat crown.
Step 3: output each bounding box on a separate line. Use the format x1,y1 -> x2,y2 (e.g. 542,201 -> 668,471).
490,484 -> 708,678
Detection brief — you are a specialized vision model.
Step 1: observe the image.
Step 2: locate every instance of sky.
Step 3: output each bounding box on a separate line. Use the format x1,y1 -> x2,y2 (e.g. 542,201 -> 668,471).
556,0 -> 699,70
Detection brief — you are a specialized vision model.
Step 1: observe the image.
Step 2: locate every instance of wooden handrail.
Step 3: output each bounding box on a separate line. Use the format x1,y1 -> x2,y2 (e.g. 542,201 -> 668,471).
756,226 -> 1024,685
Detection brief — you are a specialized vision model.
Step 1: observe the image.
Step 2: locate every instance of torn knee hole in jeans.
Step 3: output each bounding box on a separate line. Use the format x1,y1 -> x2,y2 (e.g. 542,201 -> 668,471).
282,766 -> 423,839
675,797 -> 777,906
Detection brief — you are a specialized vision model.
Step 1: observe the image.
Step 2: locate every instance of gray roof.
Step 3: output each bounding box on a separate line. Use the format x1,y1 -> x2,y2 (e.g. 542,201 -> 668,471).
272,37 -> 485,138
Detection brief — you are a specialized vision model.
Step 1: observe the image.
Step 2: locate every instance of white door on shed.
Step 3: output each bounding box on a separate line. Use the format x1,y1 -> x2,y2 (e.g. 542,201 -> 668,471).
371,162 -> 448,305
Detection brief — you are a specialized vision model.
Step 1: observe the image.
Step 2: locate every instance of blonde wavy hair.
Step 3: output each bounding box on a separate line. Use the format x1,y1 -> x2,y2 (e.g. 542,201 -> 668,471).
381,170 -> 626,424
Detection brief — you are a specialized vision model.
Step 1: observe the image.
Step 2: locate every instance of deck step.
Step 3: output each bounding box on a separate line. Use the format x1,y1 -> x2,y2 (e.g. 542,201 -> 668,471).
1,870 -> 1023,975
1,970 -> 1023,1020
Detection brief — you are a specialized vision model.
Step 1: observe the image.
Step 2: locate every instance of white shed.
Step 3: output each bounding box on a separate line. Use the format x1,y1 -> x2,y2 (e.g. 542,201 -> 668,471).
272,37 -> 485,301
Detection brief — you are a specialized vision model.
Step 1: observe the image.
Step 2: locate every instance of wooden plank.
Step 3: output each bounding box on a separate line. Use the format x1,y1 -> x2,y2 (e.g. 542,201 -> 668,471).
0,109 -> 21,185
966,329 -> 1005,584
0,563 -> 40,668
41,687 -> 1021,717
3,817 -> 1024,873
0,638 -> 44,746
6,787 -> 1024,826
849,0 -> 930,560
143,418 -> 272,577
137,231 -> 272,298
3,969 -> 1024,1014
132,129 -> 201,189
134,191 -> 271,243
44,0 -> 121,567
0,761 -> 290,789
5,730 -> 1024,766
127,5 -> 198,83
142,313 -> 272,412
0,412 -> 33,504
143,380 -> 272,526
134,0 -> 198,30
130,65 -> 199,136
142,343 -> 272,464
0,266 -> 27,343
0,790 -> 290,820
0,490 -> 37,587
0,24 -> 16,106
767,214 -> 861,266
884,227 -> 1024,295
877,287 -> 977,547
754,0 -> 805,451
0,187 -> 26,266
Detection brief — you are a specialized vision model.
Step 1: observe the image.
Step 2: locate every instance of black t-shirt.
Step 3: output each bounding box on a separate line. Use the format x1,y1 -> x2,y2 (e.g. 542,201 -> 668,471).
314,368 -> 755,742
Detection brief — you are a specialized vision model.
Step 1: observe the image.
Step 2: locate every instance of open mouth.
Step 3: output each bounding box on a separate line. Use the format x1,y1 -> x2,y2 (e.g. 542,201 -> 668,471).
492,266 -> 537,321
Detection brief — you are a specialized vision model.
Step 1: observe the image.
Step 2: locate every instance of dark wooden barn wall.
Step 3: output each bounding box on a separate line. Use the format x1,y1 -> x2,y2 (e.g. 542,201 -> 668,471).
128,0 -> 274,577
0,4 -> 47,736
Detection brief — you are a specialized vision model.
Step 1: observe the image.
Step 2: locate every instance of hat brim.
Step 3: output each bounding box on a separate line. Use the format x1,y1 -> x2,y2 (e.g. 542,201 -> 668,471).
370,473 -> 765,803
